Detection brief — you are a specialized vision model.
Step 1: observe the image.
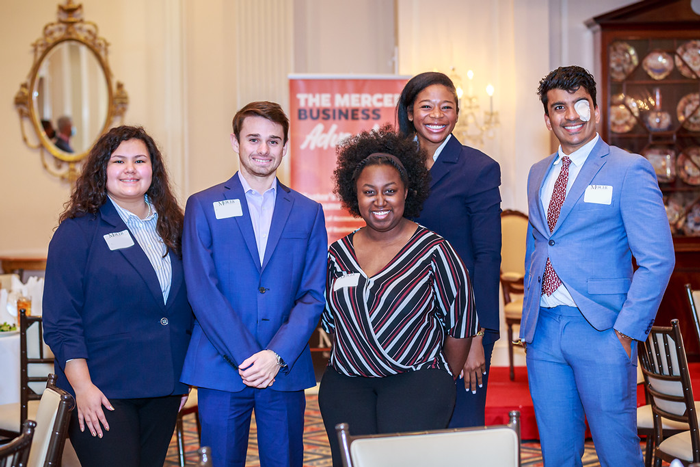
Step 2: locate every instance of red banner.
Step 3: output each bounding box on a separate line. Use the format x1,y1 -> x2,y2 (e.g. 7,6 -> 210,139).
289,76 -> 408,243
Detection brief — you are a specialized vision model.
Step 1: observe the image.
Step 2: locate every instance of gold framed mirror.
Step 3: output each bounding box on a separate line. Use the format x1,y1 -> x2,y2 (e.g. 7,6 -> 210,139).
15,0 -> 128,182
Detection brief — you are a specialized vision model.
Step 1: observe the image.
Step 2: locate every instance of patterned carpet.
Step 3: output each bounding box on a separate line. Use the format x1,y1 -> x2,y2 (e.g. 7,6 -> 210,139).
163,394 -> 611,467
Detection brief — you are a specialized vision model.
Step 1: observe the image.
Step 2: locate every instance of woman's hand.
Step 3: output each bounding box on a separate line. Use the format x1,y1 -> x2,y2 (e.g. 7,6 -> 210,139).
64,359 -> 114,438
461,335 -> 486,393
74,382 -> 114,438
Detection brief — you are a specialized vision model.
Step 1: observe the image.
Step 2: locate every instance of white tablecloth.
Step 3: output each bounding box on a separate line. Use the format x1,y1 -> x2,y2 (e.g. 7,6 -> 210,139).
0,332 -> 20,405
0,326 -> 54,406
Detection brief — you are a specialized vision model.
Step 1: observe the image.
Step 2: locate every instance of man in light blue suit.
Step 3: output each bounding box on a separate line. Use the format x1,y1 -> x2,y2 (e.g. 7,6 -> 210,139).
522,66 -> 674,466
181,101 -> 328,467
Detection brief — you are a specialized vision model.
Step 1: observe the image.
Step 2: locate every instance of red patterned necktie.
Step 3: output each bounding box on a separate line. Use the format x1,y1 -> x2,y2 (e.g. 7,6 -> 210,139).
542,156 -> 571,296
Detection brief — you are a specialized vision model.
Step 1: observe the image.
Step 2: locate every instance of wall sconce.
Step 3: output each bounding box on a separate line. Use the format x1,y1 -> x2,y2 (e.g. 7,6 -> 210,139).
449,67 -> 499,146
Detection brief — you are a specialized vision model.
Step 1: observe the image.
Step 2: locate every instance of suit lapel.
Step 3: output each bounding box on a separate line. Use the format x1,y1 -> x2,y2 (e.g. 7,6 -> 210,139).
166,252 -> 184,309
226,173 -> 262,273
100,202 -> 166,311
531,154 -> 556,236
261,182 -> 293,271
554,139 -> 609,233
429,135 -> 461,189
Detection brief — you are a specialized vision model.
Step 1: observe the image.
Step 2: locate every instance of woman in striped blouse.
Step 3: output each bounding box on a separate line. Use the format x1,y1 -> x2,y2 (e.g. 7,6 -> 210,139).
43,126 -> 193,467
318,125 -> 479,466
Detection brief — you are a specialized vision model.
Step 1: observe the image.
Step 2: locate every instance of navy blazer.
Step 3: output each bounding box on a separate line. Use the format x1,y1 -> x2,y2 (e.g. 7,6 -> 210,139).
43,201 -> 193,398
180,174 -> 327,392
413,135 -> 502,343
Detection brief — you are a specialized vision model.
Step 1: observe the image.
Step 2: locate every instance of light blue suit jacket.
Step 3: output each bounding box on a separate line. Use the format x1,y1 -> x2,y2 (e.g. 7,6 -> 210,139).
180,173 -> 327,392
521,139 -> 674,343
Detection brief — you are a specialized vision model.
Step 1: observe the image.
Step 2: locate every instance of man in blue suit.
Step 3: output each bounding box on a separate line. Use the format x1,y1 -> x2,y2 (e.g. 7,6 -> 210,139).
522,66 -> 674,466
181,101 -> 328,467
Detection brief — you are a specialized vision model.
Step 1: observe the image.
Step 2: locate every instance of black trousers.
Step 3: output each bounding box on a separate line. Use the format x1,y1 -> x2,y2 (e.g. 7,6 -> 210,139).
318,367 -> 456,467
68,395 -> 181,467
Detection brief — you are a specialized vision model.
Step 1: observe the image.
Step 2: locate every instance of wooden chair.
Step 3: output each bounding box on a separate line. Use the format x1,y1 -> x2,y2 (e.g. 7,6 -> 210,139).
637,285 -> 700,466
336,411 -> 521,467
0,420 -> 36,467
26,374 -> 74,467
0,309 -> 54,439
500,210 -> 528,381
686,284 -> 700,345
638,319 -> 700,466
176,388 -> 201,467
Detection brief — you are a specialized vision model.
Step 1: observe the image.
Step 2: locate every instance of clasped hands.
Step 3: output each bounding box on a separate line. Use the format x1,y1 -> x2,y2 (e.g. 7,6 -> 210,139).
239,349 -> 282,388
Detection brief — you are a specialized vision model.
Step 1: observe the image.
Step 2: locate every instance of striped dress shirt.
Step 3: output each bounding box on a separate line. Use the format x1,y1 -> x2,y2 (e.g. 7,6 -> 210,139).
322,225 -> 478,378
110,197 -> 172,303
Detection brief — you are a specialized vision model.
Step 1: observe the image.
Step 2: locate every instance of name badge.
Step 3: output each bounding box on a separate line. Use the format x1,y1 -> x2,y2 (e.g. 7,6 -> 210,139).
333,273 -> 360,291
104,230 -> 135,251
584,185 -> 613,205
213,199 -> 243,219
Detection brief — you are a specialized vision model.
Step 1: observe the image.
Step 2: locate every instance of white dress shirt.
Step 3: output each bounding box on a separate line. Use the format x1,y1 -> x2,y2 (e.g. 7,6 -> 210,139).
238,172 -> 277,265
539,134 -> 599,308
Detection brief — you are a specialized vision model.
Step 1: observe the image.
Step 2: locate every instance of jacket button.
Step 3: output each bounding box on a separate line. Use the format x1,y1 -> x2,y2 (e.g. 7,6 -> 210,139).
549,240 -> 555,246
259,287 -> 266,294
538,276 -> 541,283
160,317 -> 169,325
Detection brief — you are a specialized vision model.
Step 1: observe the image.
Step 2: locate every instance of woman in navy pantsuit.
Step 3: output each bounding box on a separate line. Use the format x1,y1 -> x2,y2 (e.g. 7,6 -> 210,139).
43,126 -> 193,467
397,72 -> 502,427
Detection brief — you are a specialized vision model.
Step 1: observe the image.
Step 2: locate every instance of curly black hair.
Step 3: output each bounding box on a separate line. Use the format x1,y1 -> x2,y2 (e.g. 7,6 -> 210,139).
334,125 -> 430,218
59,126 -> 184,256
538,66 -> 597,115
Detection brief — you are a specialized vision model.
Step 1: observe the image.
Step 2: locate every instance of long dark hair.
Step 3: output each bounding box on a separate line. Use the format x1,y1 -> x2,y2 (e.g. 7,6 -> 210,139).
396,72 -> 460,137
59,126 -> 184,256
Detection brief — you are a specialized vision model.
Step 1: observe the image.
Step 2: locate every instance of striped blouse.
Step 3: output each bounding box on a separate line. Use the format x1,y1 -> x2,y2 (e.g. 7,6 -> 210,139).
110,196 -> 172,303
322,225 -> 478,378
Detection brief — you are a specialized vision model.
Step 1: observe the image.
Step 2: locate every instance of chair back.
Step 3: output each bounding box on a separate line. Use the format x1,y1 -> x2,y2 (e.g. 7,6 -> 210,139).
686,284 -> 700,348
26,374 -> 74,467
500,210 -> 528,305
639,319 -> 700,460
501,210 -> 528,278
19,310 -> 54,426
0,420 -> 36,467
336,411 -> 520,467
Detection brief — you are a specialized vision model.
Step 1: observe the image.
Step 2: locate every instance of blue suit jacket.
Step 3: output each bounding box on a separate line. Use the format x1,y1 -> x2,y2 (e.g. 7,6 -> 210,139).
43,202 -> 193,398
413,135 -> 502,343
521,139 -> 675,343
180,173 -> 327,392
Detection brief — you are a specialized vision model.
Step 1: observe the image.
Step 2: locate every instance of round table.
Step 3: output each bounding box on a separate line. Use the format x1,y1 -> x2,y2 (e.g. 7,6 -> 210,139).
0,332 -> 20,405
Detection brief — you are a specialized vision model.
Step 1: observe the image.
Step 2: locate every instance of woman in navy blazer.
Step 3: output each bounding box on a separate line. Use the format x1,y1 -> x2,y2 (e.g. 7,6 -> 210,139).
397,72 -> 502,427
43,126 -> 193,467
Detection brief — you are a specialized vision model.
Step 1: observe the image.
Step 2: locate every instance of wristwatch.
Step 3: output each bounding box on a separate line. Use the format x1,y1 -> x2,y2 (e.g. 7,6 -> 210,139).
270,350 -> 288,368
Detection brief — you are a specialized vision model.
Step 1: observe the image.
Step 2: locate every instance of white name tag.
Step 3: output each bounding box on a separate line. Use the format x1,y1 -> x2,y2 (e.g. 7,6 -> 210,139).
584,185 -> 613,205
333,273 -> 360,291
104,230 -> 135,250
213,199 -> 243,219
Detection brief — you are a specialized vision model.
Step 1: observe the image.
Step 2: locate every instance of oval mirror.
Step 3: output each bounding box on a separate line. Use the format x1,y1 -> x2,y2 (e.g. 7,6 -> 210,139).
15,1 -> 128,181
32,40 -> 110,158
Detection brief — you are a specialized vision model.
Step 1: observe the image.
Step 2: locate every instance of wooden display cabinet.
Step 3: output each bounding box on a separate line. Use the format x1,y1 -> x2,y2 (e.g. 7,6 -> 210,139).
587,0 -> 700,359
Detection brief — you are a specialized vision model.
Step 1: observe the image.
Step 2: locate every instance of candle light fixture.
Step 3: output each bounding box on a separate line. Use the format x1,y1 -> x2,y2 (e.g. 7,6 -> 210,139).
449,67 -> 499,146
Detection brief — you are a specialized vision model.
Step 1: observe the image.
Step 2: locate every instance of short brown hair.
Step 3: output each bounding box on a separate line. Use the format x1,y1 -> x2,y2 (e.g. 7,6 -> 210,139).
231,101 -> 289,144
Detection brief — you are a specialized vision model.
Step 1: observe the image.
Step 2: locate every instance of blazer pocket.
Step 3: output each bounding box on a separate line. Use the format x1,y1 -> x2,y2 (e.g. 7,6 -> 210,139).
588,278 -> 631,295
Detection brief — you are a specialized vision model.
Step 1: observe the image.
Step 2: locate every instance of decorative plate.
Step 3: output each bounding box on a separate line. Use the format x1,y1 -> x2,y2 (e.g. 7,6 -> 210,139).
643,147 -> 676,183
610,42 -> 638,81
646,110 -> 672,132
610,104 -> 636,133
665,194 -> 684,233
683,204 -> 700,236
643,51 -> 674,80
677,93 -> 700,132
678,146 -> 700,185
675,40 -> 700,79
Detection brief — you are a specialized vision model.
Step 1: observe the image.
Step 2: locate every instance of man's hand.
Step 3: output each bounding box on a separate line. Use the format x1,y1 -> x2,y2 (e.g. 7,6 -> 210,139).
615,329 -> 633,358
461,335 -> 486,394
239,350 -> 281,388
